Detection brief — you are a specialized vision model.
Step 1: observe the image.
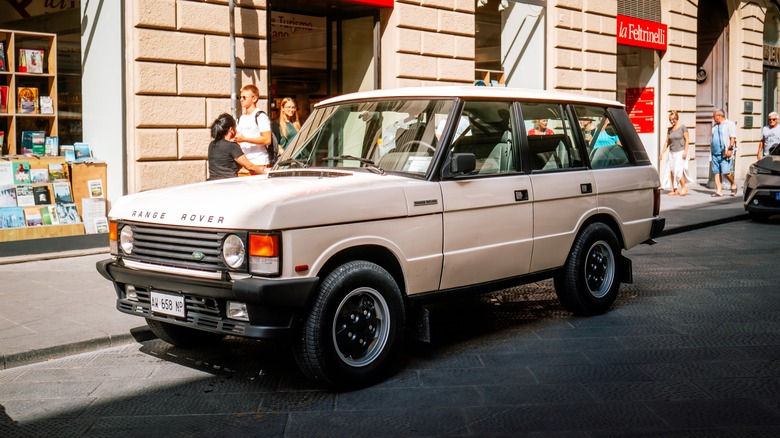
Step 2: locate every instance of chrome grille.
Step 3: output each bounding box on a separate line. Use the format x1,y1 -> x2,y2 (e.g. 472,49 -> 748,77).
122,223 -> 230,271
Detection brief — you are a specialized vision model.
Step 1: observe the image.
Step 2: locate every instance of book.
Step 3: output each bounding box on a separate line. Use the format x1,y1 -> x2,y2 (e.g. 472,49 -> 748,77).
39,96 -> 54,114
15,185 -> 34,206
0,41 -> 6,72
0,185 -> 17,207
24,207 -> 42,226
52,182 -> 72,203
88,179 -> 104,198
0,207 -> 26,228
21,131 -> 46,155
45,137 -> 58,156
0,162 -> 12,186
60,145 -> 75,162
24,49 -> 44,74
13,161 -> 31,185
48,163 -> 68,182
74,142 -> 91,160
17,87 -> 38,114
0,131 -> 4,149
17,49 -> 26,73
30,168 -> 49,184
33,184 -> 52,205
57,203 -> 80,224
0,85 -> 8,113
40,205 -> 59,225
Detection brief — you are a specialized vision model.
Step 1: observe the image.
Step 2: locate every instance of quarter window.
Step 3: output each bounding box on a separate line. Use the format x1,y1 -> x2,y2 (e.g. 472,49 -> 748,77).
574,105 -> 631,168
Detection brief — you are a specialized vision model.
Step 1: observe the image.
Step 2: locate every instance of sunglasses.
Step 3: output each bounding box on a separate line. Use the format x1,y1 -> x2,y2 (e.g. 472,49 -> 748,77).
239,96 -> 253,101
770,118 -> 778,121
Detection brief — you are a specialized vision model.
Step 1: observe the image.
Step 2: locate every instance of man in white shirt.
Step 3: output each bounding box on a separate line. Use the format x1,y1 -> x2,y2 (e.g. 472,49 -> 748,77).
758,111 -> 780,159
234,84 -> 273,172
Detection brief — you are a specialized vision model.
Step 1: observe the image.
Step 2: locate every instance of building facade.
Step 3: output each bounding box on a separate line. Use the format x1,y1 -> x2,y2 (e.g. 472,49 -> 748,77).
3,0 -> 780,207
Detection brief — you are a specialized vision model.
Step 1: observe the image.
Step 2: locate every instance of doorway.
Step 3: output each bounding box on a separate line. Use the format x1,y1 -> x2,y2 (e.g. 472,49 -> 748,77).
269,2 -> 381,124
696,2 -> 729,184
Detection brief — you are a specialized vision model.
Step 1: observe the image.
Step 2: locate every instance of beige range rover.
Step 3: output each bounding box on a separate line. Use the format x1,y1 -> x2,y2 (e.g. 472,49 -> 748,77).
97,87 -> 664,389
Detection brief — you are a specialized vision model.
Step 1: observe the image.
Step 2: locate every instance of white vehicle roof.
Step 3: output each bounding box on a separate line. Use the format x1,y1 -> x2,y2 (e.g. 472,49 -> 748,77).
317,86 -> 624,109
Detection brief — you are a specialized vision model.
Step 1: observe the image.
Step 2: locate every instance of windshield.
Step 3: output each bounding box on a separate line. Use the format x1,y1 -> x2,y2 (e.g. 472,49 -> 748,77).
277,99 -> 455,176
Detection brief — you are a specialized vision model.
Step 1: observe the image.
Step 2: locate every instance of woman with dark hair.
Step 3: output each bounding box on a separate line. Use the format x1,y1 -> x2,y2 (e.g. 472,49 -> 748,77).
207,113 -> 263,180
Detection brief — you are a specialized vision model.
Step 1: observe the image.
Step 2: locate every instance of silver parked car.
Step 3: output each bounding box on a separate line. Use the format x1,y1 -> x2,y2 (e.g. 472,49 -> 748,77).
744,145 -> 780,221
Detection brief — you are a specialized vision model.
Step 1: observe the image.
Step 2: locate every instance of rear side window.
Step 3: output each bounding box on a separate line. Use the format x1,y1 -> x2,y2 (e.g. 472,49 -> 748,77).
574,105 -> 631,168
520,102 -> 582,171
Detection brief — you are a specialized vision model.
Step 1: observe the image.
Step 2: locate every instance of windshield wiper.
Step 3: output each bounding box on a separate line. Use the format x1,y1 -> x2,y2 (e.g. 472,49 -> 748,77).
322,155 -> 385,174
276,158 -> 308,168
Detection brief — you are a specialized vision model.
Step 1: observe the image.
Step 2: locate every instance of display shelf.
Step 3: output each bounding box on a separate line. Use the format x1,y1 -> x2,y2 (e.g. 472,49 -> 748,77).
0,30 -> 58,155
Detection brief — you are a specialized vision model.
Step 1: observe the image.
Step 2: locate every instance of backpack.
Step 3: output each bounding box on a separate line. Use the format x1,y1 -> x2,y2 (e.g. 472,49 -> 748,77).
254,111 -> 279,166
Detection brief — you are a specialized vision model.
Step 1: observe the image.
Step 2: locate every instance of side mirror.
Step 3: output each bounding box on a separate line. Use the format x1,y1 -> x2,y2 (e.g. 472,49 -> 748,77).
450,153 -> 476,174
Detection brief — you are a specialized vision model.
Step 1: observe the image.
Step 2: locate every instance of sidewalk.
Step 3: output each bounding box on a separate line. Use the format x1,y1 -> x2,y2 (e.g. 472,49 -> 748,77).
0,181 -> 749,370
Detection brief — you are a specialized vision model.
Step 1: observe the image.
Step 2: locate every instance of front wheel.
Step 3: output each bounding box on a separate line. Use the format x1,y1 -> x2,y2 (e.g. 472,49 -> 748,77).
146,318 -> 225,348
294,261 -> 405,390
554,223 -> 622,316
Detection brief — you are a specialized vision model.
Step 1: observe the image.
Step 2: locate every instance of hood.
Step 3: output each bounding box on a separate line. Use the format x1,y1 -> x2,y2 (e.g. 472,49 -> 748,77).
755,154 -> 780,172
109,170 -> 438,229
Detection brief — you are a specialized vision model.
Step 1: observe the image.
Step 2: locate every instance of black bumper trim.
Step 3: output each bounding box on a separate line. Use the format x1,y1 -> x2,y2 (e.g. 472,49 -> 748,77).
649,217 -> 665,239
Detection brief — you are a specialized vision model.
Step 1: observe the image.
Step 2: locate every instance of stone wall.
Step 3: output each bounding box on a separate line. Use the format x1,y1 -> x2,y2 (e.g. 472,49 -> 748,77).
127,0 -> 268,192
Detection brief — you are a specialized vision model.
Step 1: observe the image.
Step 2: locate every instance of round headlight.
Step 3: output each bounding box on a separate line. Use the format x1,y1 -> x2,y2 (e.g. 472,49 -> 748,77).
222,234 -> 246,269
119,226 -> 134,254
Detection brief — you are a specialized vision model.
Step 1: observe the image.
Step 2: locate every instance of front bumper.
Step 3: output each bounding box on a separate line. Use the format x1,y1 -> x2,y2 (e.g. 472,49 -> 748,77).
96,258 -> 319,340
743,175 -> 780,214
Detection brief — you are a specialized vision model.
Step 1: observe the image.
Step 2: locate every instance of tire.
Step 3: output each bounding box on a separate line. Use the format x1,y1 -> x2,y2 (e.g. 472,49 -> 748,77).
294,261 -> 405,390
146,318 -> 225,348
554,223 -> 621,316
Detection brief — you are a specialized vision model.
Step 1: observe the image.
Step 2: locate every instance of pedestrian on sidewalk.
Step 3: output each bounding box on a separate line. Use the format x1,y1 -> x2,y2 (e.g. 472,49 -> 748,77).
660,110 -> 691,196
757,111 -> 780,160
710,109 -> 738,197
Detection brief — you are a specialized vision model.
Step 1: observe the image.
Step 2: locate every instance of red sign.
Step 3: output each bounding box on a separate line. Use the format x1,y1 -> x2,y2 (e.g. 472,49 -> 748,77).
625,87 -> 655,134
343,0 -> 394,7
617,15 -> 667,51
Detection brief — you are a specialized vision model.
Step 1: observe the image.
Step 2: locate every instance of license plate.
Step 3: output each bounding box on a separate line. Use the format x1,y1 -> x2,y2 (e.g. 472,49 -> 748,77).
775,192 -> 780,201
150,291 -> 186,318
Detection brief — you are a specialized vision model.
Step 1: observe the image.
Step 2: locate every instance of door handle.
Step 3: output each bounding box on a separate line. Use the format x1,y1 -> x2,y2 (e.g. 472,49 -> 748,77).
580,183 -> 593,194
515,190 -> 529,201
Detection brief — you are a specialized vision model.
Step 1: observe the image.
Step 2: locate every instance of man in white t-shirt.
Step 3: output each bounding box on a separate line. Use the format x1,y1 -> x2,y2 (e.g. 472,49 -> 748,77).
234,84 -> 273,171
758,111 -> 780,159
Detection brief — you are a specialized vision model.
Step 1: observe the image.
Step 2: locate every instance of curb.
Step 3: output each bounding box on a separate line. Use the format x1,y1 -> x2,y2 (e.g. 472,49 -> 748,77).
0,247 -> 109,266
0,326 -> 156,371
660,213 -> 750,237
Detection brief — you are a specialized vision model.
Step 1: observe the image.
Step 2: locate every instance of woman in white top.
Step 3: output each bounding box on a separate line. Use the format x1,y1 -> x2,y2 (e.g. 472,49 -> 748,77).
234,84 -> 273,172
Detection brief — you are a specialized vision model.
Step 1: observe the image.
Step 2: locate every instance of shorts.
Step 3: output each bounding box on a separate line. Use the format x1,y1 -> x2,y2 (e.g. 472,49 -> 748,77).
711,155 -> 732,174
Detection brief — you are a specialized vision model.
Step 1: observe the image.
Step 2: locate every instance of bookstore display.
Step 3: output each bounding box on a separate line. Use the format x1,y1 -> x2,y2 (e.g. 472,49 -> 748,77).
0,30 -> 58,156
0,153 -> 108,241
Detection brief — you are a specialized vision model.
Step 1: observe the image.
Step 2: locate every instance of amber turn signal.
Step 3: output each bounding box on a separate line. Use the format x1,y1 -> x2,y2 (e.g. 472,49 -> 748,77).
248,234 -> 279,257
108,221 -> 118,241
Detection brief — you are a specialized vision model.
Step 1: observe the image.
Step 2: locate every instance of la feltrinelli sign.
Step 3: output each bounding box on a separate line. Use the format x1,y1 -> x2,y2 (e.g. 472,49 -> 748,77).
617,15 -> 667,51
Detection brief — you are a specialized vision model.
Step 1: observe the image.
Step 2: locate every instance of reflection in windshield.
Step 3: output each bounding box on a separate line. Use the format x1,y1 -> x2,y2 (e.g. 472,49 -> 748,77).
277,99 -> 454,176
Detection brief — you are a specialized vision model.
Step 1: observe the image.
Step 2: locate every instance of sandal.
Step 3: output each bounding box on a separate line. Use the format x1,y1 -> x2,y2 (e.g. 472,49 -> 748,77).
668,191 -> 678,196
730,188 -> 738,196
711,193 -> 722,197
679,190 -> 687,196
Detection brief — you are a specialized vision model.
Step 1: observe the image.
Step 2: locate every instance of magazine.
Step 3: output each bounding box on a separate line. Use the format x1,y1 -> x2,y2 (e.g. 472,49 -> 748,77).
0,185 -> 17,207
45,137 -> 58,156
0,85 -> 8,113
57,203 -> 81,224
0,162 -> 13,186
21,131 -> 45,155
60,145 -> 75,162
41,205 -> 59,225
0,207 -> 26,228
15,185 -> 35,206
88,179 -> 104,198
0,41 -> 6,72
33,184 -> 52,205
24,49 -> 44,74
13,162 -> 31,185
24,207 -> 42,226
30,168 -> 49,184
17,87 -> 38,114
48,163 -> 69,182
52,182 -> 73,203
74,142 -> 91,160
40,96 -> 54,114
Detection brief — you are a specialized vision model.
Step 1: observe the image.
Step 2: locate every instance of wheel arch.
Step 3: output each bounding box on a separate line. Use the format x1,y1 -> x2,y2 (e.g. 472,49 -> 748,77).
316,245 -> 407,298
580,213 -> 626,250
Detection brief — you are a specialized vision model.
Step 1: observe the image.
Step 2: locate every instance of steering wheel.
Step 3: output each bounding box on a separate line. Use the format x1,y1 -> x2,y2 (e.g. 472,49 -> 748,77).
397,140 -> 436,155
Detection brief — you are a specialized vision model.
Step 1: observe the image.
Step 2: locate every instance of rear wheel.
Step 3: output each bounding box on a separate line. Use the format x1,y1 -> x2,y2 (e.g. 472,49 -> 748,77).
146,318 -> 225,348
294,261 -> 405,390
554,223 -> 621,316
